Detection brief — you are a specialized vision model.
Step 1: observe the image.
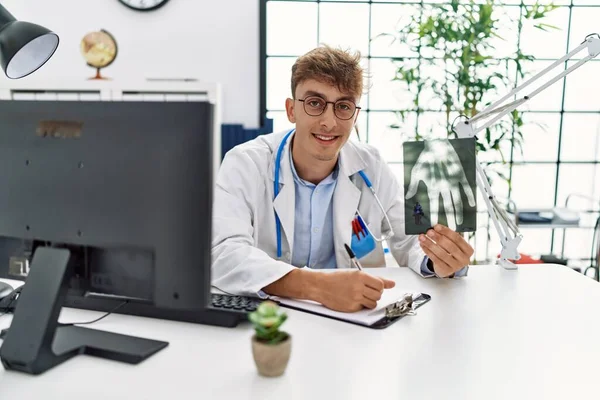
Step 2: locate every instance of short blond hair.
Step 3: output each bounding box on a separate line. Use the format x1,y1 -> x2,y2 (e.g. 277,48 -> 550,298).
291,45 -> 364,100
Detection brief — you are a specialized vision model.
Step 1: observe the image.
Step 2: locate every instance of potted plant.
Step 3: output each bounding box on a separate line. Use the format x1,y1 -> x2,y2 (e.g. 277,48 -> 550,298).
249,301 -> 291,377
376,0 -> 558,181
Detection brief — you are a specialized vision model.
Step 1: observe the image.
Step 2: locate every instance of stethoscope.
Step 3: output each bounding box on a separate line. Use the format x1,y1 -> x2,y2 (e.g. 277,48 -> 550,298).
274,129 -> 395,258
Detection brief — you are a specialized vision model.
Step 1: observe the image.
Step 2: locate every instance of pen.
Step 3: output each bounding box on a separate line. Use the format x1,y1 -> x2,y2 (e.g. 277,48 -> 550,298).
344,243 -> 363,271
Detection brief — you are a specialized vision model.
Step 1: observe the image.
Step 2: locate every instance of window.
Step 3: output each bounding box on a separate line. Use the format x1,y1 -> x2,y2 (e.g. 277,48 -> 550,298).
263,0 -> 600,266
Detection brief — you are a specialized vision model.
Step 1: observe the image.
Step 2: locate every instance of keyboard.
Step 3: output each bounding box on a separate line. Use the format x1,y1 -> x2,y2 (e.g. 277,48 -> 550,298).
171,293 -> 263,328
210,293 -> 262,313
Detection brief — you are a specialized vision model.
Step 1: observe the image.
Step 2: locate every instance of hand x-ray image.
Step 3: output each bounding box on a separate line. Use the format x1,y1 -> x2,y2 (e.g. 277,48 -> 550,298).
403,138 -> 477,234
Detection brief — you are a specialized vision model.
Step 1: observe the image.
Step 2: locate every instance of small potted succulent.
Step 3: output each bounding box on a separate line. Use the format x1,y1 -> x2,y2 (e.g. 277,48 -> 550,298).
248,301 -> 291,377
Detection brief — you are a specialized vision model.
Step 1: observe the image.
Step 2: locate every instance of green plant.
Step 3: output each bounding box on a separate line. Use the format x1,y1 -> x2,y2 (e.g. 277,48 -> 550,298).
377,0 -> 558,181
249,301 -> 289,345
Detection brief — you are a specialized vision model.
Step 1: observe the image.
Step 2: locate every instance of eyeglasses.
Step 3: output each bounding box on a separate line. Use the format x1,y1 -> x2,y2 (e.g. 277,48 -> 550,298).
297,96 -> 360,120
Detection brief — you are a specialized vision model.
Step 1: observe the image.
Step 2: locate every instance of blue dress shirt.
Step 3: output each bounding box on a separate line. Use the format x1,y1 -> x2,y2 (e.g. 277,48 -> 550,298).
289,150 -> 338,269
421,256 -> 468,277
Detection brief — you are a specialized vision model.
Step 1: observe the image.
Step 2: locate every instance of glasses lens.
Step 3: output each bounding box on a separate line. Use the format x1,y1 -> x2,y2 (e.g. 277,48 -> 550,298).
303,96 -> 326,116
334,100 -> 356,120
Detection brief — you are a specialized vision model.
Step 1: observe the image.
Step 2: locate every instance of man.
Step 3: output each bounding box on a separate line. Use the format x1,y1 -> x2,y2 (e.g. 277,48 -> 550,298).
211,45 -> 474,312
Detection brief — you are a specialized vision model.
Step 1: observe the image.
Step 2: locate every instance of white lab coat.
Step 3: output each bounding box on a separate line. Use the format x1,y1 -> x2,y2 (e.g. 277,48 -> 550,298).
211,130 -> 429,296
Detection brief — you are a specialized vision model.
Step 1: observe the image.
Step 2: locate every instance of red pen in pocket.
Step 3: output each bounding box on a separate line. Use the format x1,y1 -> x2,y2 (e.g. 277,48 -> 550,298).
352,219 -> 360,240
352,217 -> 366,240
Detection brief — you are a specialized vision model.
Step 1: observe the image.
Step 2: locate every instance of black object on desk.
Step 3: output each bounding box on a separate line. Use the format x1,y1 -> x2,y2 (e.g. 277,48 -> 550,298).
517,212 -> 553,224
540,254 -> 568,266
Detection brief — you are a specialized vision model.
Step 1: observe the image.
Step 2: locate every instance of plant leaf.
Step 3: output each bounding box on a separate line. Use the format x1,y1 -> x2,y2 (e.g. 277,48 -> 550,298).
534,23 -> 560,32
378,0 -> 558,171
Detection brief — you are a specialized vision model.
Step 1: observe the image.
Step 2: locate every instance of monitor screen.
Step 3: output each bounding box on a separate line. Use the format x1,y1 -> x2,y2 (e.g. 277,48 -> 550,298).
0,99 -> 213,312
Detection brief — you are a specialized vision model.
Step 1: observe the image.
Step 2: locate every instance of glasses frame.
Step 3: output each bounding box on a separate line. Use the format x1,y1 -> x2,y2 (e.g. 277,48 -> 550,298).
297,96 -> 361,120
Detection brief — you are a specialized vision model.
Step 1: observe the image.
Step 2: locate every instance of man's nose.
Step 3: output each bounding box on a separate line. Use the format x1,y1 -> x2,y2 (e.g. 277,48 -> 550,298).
319,104 -> 337,131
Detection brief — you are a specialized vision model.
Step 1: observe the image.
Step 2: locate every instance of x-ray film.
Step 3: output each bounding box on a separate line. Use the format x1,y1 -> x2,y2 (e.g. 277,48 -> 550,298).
403,138 -> 477,234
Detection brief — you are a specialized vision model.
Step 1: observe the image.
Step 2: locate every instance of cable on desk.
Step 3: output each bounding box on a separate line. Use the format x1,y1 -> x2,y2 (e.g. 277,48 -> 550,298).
58,300 -> 128,327
0,300 -> 129,350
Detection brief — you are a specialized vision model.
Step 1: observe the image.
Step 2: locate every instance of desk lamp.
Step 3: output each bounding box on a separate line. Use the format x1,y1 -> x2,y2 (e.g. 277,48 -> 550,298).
453,33 -> 600,270
0,3 -> 59,79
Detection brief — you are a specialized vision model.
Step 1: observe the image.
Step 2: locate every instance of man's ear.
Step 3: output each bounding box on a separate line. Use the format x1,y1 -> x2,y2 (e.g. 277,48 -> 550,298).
285,98 -> 296,123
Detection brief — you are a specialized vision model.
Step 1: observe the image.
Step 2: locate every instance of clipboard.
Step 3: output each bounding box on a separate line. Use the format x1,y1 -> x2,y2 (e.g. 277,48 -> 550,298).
273,292 -> 431,330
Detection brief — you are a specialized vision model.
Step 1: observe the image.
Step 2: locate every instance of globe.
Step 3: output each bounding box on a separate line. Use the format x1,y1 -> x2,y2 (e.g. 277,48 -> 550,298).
80,30 -> 118,80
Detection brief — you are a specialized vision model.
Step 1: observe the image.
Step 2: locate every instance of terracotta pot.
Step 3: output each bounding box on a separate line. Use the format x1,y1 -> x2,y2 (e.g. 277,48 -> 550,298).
251,334 -> 291,377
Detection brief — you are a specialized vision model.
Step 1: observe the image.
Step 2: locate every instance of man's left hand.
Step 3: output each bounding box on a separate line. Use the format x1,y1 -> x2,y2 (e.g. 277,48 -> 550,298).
419,224 -> 474,278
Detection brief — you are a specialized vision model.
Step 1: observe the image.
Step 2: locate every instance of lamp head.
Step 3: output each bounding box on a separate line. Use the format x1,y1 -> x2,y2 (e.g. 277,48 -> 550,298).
0,4 -> 59,79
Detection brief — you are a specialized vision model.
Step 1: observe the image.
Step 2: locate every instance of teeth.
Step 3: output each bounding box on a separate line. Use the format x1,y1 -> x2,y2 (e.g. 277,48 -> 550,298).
315,134 -> 336,141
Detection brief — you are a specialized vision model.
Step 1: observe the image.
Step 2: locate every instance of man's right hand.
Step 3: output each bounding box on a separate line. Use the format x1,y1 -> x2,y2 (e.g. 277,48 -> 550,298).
262,268 -> 396,313
315,270 -> 395,313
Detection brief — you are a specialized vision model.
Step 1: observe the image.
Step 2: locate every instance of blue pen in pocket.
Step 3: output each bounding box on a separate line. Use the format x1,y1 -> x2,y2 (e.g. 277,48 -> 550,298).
350,213 -> 376,260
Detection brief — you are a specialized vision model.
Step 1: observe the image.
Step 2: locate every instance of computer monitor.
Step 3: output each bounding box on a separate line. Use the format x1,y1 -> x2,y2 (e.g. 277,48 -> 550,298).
0,99 -> 214,374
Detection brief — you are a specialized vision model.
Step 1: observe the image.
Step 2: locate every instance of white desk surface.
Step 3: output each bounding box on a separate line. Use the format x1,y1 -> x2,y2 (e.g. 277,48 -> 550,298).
1,264 -> 599,400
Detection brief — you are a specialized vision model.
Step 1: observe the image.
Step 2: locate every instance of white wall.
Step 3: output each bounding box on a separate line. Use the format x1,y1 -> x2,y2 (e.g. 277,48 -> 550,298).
0,0 -> 260,128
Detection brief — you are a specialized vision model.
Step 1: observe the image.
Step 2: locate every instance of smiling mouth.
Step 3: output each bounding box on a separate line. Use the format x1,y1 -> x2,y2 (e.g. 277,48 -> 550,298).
312,133 -> 339,144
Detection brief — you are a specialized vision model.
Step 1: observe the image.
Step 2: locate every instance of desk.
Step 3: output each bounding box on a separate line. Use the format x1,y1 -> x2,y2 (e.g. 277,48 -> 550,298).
1,264 -> 599,399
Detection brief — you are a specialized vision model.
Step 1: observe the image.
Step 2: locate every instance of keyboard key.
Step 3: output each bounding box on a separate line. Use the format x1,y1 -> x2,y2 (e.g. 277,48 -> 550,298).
211,293 -> 261,313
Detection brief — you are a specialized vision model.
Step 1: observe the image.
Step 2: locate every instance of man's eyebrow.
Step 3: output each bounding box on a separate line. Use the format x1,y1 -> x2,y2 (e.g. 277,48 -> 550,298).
302,90 -> 356,103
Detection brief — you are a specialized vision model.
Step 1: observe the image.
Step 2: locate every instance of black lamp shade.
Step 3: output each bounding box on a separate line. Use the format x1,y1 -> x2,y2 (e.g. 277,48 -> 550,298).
0,5 -> 59,79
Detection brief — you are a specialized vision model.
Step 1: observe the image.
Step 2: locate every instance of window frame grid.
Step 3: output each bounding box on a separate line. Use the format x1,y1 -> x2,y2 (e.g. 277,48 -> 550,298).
262,0 -> 600,265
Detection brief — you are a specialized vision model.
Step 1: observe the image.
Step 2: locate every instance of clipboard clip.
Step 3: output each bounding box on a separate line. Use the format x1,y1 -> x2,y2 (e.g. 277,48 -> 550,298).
384,293 -> 417,319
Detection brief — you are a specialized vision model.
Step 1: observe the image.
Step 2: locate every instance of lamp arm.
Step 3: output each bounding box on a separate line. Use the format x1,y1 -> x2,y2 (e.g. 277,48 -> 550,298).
453,34 -> 600,269
473,37 -> 596,123
473,157 -> 522,269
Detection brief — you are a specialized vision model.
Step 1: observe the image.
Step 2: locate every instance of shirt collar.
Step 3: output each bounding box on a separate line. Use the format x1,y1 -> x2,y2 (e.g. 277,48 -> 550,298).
289,143 -> 338,187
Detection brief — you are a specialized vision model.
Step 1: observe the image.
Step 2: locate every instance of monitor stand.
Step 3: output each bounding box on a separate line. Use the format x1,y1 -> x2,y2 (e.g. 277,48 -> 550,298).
0,247 -> 168,375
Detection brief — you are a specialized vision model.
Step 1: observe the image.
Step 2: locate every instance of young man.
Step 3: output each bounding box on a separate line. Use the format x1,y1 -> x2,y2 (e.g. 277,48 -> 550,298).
211,45 -> 473,312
